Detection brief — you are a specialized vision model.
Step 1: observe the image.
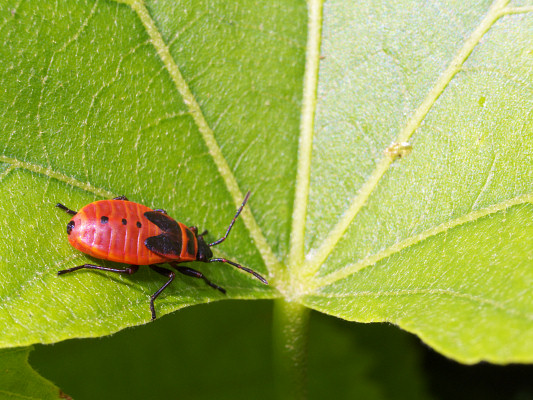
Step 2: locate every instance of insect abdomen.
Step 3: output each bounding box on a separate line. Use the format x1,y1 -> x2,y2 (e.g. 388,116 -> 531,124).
67,200 -> 167,265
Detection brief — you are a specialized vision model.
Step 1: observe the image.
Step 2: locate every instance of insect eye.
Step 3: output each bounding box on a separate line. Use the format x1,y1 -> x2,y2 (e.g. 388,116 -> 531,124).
67,220 -> 75,235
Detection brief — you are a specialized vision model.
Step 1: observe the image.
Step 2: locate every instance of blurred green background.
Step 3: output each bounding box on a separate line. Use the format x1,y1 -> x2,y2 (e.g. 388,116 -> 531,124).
30,300 -> 533,400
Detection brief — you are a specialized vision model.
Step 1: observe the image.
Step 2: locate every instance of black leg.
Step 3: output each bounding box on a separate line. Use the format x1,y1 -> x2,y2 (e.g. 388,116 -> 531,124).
149,265 -> 175,321
113,196 -> 128,201
209,258 -> 268,284
56,203 -> 77,216
57,264 -> 139,275
173,264 -> 226,294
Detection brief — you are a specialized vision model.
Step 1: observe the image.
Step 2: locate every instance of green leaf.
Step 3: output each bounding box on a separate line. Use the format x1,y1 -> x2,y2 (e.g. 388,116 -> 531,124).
0,0 -> 531,375
0,347 -> 67,399
299,0 -> 533,364
0,0 -> 298,346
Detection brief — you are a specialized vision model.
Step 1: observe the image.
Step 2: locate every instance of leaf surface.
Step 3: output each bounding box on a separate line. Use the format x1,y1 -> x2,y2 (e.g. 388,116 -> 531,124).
0,0 -> 531,365
299,0 -> 533,363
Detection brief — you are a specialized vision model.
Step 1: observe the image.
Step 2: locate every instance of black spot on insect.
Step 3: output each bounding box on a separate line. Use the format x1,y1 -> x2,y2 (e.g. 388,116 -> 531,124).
101,216 -> 109,224
122,218 -> 127,225
136,221 -> 142,228
66,220 -> 75,235
144,211 -> 180,232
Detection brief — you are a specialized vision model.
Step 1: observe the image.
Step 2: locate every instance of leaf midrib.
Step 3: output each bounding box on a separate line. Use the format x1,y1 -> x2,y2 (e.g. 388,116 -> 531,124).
287,0 -> 323,295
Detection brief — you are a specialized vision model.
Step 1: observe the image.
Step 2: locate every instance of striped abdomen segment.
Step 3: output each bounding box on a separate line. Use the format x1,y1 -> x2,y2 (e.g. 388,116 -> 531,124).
67,200 -> 167,265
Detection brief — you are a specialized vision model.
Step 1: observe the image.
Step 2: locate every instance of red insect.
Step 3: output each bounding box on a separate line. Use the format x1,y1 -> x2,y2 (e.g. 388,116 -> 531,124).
56,192 -> 267,320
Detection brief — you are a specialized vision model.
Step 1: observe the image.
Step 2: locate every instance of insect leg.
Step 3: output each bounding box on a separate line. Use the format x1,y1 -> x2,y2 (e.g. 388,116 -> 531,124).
56,203 -> 77,216
148,265 -> 175,320
174,264 -> 226,294
113,196 -> 129,201
57,264 -> 139,275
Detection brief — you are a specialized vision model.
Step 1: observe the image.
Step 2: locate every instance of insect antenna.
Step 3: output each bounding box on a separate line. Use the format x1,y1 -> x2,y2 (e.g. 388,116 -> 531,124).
208,191 -> 251,247
56,203 -> 77,215
207,191 -> 267,285
209,258 -> 268,285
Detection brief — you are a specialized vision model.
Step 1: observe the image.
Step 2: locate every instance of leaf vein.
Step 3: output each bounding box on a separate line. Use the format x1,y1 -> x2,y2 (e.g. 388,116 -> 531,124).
0,155 -> 116,198
470,152 -> 498,211
303,0 -> 512,278
502,6 -> 533,15
309,288 -> 533,321
288,0 -> 323,280
313,193 -> 533,289
0,164 -> 14,183
129,1 -> 281,277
